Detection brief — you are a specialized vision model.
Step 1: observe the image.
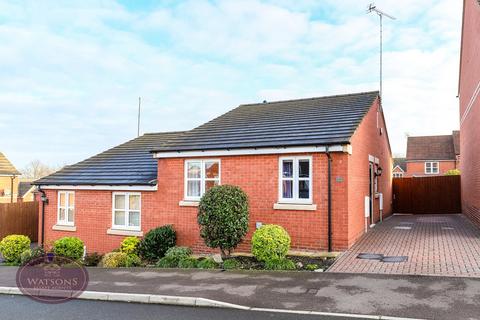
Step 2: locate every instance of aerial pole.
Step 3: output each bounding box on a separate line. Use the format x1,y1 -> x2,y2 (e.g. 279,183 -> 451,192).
137,97 -> 141,137
367,3 -> 395,107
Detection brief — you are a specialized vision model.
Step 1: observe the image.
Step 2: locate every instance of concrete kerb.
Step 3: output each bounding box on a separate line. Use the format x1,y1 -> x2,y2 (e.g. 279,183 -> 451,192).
0,286 -> 425,320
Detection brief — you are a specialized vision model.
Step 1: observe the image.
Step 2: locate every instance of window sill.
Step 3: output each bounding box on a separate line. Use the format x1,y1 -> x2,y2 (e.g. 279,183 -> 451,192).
273,203 -> 317,211
52,225 -> 76,232
179,200 -> 200,207
107,229 -> 143,236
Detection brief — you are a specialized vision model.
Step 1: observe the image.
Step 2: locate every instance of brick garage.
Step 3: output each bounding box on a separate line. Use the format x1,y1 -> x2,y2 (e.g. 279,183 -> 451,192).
459,0 -> 480,226
36,91 -> 392,254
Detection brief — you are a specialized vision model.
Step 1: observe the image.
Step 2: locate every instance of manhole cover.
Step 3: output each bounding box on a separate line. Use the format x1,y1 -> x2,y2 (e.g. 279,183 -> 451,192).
394,226 -> 412,230
382,256 -> 408,263
357,253 -> 384,260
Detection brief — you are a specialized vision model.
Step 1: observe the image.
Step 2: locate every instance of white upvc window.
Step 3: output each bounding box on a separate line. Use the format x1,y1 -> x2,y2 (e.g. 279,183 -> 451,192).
57,191 -> 75,226
279,156 -> 312,204
112,192 -> 141,231
184,159 -> 221,201
425,162 -> 439,174
393,172 -> 404,178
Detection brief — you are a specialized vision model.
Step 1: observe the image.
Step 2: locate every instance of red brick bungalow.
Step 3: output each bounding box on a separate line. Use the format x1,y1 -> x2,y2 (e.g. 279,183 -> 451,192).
459,0 -> 480,226
404,131 -> 460,177
34,91 -> 392,254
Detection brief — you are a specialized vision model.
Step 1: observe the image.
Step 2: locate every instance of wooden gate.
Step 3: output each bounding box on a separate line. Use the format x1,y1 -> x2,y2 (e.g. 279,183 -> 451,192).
0,201 -> 39,241
393,176 -> 461,214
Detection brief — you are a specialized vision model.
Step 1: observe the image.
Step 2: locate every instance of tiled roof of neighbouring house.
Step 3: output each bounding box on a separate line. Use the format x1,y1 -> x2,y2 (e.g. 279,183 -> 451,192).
406,133 -> 457,161
393,158 -> 407,171
452,130 -> 460,156
18,181 -> 33,198
152,91 -> 380,153
34,132 -> 184,186
0,153 -> 20,175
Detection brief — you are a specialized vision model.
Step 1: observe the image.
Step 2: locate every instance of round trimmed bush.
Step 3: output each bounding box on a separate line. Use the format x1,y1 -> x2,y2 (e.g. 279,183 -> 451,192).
52,237 -> 84,260
138,225 -> 176,262
198,185 -> 249,257
101,252 -> 128,268
120,236 -> 140,255
156,246 -> 192,268
125,253 -> 142,267
0,235 -> 31,263
251,224 -> 291,262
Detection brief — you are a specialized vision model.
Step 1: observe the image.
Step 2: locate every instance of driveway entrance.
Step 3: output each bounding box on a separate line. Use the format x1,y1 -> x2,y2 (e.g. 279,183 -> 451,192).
329,214 -> 480,277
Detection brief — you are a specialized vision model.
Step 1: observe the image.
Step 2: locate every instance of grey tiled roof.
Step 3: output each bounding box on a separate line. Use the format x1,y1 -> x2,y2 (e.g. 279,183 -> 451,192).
393,158 -> 407,171
34,132 -> 184,186
152,91 -> 379,152
18,181 -> 33,198
407,134 -> 456,161
0,153 -> 20,175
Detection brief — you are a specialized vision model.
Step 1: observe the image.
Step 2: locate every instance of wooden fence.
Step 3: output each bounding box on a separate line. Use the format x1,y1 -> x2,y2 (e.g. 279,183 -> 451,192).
0,201 -> 38,242
393,175 -> 461,214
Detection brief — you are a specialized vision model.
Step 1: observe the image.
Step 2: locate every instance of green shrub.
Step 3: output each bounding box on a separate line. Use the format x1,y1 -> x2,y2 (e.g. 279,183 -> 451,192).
198,185 -> 249,257
197,257 -> 217,269
101,252 -> 128,268
305,264 -> 319,271
83,252 -> 103,266
125,254 -> 142,267
138,225 -> 176,261
156,256 -> 177,268
178,257 -> 198,268
251,225 -> 291,262
445,169 -> 461,176
20,246 -> 45,266
264,258 -> 296,271
155,246 -> 192,268
120,236 -> 140,255
52,237 -> 84,260
222,259 -> 241,270
0,235 -> 31,263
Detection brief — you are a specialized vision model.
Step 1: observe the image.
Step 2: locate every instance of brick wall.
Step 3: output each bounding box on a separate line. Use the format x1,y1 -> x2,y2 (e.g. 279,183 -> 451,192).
405,161 -> 456,177
459,0 -> 480,226
348,98 -> 393,246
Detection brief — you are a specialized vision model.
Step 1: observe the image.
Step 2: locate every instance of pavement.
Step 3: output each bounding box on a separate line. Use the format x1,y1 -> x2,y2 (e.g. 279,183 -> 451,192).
0,267 -> 479,319
0,294 -> 374,320
329,214 -> 480,277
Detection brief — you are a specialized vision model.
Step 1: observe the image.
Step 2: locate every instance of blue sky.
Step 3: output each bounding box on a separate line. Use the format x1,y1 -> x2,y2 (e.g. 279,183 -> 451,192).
0,0 -> 462,169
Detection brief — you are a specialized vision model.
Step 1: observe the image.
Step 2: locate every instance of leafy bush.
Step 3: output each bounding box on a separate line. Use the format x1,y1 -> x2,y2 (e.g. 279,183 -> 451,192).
178,257 -> 198,268
156,246 -> 192,268
101,252 -> 128,268
138,225 -> 176,261
21,246 -> 45,265
120,237 -> 140,255
445,169 -> 461,176
222,259 -> 241,270
197,257 -> 217,269
264,258 -> 296,271
251,225 -> 291,262
198,185 -> 249,257
125,254 -> 142,267
53,237 -> 84,260
305,264 -> 319,271
156,256 -> 177,268
0,235 -> 31,263
83,252 -> 103,267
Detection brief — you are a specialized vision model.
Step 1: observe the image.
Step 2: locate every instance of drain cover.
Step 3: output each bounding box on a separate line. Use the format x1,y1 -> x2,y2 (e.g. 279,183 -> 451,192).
357,253 -> 384,260
382,256 -> 408,263
394,226 -> 412,230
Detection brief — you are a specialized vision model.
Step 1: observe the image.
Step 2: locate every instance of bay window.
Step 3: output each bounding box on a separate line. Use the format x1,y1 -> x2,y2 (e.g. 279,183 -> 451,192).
112,192 -> 141,230
279,157 -> 312,203
184,160 -> 220,201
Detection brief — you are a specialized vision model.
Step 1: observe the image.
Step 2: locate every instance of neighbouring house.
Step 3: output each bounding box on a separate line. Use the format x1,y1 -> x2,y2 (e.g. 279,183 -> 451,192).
34,91 -> 392,254
0,152 -> 21,203
405,131 -> 460,177
392,158 -> 406,178
459,0 -> 480,226
17,181 -> 35,202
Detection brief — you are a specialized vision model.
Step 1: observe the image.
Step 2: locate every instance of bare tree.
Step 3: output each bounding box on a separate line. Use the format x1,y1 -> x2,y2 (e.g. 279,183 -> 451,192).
21,160 -> 63,179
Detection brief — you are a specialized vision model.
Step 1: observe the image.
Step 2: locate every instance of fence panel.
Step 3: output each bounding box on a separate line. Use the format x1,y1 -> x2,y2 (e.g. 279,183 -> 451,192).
0,201 -> 39,241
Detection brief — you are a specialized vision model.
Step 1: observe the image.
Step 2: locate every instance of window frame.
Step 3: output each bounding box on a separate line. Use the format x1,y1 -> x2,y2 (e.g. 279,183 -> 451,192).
424,161 -> 439,174
57,191 -> 75,226
393,172 -> 404,178
111,192 -> 141,231
278,156 -> 313,204
184,159 -> 221,201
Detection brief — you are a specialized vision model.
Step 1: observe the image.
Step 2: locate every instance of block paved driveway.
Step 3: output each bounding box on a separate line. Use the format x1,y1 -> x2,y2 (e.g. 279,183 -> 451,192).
329,214 -> 480,277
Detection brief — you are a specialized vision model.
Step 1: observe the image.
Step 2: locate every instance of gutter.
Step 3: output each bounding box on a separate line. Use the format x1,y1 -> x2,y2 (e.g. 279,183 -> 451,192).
326,147 -> 333,252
